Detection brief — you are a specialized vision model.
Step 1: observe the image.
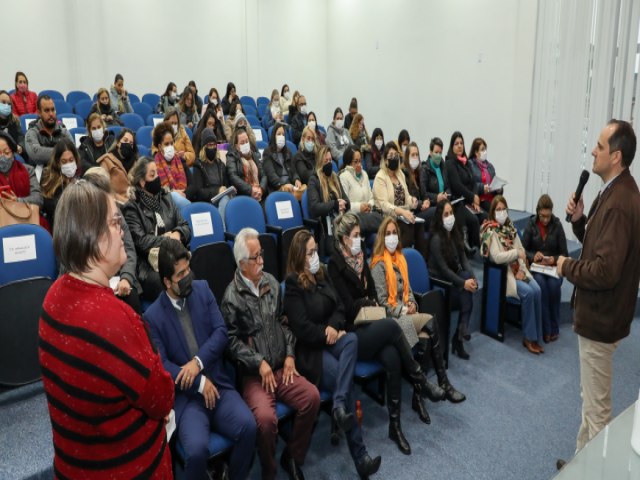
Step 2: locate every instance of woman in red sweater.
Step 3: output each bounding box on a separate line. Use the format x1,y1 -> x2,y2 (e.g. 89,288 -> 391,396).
10,71 -> 37,116
39,181 -> 175,479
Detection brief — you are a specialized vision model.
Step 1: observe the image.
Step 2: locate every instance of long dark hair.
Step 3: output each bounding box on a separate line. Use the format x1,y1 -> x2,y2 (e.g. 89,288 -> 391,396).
369,127 -> 384,167
447,131 -> 467,159
427,200 -> 465,270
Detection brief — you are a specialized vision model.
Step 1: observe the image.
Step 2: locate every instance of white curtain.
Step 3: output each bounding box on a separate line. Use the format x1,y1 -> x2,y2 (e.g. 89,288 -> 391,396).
527,0 -> 640,237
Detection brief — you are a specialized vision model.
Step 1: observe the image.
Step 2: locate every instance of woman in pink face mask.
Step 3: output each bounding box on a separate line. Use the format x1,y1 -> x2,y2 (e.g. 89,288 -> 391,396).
10,71 -> 38,116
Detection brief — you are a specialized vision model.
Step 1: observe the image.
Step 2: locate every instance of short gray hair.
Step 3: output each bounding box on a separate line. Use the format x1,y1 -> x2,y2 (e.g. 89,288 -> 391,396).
333,212 -> 359,249
233,227 -> 260,267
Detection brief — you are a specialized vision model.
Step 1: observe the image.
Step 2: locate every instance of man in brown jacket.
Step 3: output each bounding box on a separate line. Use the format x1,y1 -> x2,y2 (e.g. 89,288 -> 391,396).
558,119 -> 640,455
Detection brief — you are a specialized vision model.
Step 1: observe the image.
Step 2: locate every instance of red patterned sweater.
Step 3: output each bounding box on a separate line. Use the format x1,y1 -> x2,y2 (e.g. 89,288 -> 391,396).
39,274 -> 175,479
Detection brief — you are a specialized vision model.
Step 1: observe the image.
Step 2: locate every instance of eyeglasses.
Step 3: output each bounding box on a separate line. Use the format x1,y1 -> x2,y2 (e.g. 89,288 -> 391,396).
108,213 -> 123,230
247,249 -> 264,263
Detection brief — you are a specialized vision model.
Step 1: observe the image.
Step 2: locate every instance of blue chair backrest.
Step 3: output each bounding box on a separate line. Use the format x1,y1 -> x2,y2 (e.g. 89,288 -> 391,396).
39,90 -> 64,101
128,93 -> 140,104
58,114 -> 84,130
184,126 -> 193,142
225,196 -> 266,235
265,192 -> 303,231
242,105 -> 258,117
301,189 -> 311,220
69,127 -> 87,147
120,113 -> 144,131
132,102 -> 152,119
256,96 -> 270,107
286,140 -> 297,155
403,247 -> 430,294
147,114 -> 164,127
53,100 -> 72,114
0,224 -> 57,285
136,126 -> 153,148
74,99 -> 93,120
240,96 -> 257,110
137,145 -> 150,158
66,91 -> 91,106
142,93 -> 160,110
318,125 -> 327,135
182,202 -> 225,251
107,126 -> 123,137
246,115 -> 261,129
20,114 -> 38,134
257,104 -> 268,119
256,141 -> 268,152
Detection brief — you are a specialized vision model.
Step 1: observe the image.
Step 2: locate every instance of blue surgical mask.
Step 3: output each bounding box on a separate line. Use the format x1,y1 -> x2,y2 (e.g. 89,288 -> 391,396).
304,141 -> 315,153
0,104 -> 11,117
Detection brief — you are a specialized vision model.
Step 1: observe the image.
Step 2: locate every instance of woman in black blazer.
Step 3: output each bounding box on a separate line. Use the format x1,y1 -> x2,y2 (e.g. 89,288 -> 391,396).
262,122 -> 301,194
284,230 -> 381,479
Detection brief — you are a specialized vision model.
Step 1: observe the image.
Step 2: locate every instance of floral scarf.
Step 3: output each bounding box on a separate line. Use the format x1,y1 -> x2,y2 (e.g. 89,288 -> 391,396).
340,244 -> 364,279
480,219 -> 520,275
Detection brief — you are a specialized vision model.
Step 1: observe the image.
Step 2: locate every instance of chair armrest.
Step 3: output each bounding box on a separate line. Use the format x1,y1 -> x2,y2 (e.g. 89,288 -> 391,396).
303,218 -> 320,237
224,231 -> 236,242
266,224 -> 283,235
429,276 -> 453,292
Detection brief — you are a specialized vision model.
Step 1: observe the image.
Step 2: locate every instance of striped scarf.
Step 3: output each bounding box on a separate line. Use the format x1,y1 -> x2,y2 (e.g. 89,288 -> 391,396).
154,152 -> 187,191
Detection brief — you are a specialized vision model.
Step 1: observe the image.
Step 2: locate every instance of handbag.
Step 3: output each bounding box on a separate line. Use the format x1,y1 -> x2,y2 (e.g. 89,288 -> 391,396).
354,306 -> 387,325
0,197 -> 40,227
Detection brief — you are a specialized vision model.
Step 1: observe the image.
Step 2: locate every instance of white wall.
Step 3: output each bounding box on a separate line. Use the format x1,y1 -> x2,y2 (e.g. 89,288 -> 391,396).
5,0 -> 537,208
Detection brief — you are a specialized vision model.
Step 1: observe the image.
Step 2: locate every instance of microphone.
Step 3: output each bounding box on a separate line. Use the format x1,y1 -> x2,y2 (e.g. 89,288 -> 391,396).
566,170 -> 590,222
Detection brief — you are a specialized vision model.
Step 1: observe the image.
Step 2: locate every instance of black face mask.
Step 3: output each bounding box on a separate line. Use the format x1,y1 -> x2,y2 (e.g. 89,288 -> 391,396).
173,271 -> 194,298
205,147 -> 217,161
322,161 -> 333,177
387,157 -> 399,171
120,142 -> 134,160
99,103 -> 110,113
145,176 -> 162,195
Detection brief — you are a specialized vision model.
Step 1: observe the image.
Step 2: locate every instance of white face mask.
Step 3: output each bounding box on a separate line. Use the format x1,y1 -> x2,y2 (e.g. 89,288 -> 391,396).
409,157 -> 420,170
300,105 -> 308,115
210,97 -> 218,105
171,124 -> 178,135
335,119 -> 344,129
276,135 -> 286,149
271,107 -> 280,118
283,91 -> 290,100
401,145 -> 407,154
91,128 -> 104,143
496,210 -> 509,225
170,91 -> 177,100
239,142 -> 251,156
308,251 -> 320,274
164,144 -> 175,161
60,162 -> 77,178
375,139 -> 383,150
479,150 -> 488,161
307,120 -> 316,131
216,111 -> 223,120
350,236 -> 362,256
385,234 -> 399,253
443,215 -> 455,232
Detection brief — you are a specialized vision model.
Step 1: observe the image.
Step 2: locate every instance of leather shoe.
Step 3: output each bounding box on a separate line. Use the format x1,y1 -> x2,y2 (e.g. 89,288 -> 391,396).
543,334 -> 551,343
355,454 -> 381,479
332,406 -> 355,433
549,334 -> 559,342
523,339 -> 539,355
556,458 -> 566,470
280,448 -> 305,480
534,342 -> 544,354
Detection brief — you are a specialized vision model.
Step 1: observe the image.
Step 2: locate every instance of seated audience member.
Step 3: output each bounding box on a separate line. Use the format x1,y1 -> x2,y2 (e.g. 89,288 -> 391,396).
365,127 -> 385,178
427,200 -> 478,360
188,80 -> 204,114
308,146 -> 350,256
421,137 -> 449,210
469,137 -> 503,211
232,111 -> 258,150
372,142 -> 427,258
307,111 -> 326,145
178,86 -> 200,131
481,195 -> 544,355
344,97 -> 358,130
0,90 -> 25,156
79,113 -> 115,170
226,127 -> 266,203
290,95 -> 308,145
222,228 -> 321,480
90,88 -> 123,126
403,142 -> 431,223
201,87 -> 221,117
293,126 -> 317,185
221,82 -> 238,116
158,82 -> 178,114
187,128 -> 232,218
10,71 -> 37,116
83,167 -> 142,314
444,131 -> 484,252
396,129 -> 410,156
284,230 -> 382,479
522,194 -> 568,343
279,84 -> 291,116
152,120 -> 191,209
224,100 -> 257,147
163,108 -> 196,167
96,128 -> 138,204
328,213 -> 443,451
41,139 -> 81,227
39,180 -> 174,479
349,113 -> 370,155
326,107 -> 353,162
193,109 -> 227,154
371,217 -> 466,403
25,95 -> 73,168
339,145 -> 382,237
109,73 -> 133,114
123,157 -> 191,302
262,122 -> 303,196
261,89 -> 284,131
289,91 -> 300,118
145,239 -> 256,480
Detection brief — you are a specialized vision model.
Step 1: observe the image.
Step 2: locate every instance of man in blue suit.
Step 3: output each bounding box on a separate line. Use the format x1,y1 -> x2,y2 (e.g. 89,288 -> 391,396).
145,239 -> 256,480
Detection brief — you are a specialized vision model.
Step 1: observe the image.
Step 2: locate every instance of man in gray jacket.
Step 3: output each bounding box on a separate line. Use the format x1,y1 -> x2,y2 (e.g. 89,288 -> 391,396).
24,95 -> 73,169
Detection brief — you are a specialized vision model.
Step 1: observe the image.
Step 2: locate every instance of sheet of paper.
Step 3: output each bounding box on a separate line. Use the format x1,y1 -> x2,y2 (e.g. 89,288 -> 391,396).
275,200 -> 294,219
63,117 -> 78,129
530,263 -> 559,278
254,129 -> 263,141
166,409 -> 176,441
35,165 -> 43,183
74,133 -> 84,147
109,276 -> 120,291
489,175 -> 508,192
153,117 -> 163,126
450,197 -> 464,205
191,212 -> 214,237
3,234 -> 37,263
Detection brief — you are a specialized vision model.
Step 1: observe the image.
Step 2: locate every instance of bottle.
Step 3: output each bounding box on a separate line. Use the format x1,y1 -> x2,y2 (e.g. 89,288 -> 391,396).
355,400 -> 363,428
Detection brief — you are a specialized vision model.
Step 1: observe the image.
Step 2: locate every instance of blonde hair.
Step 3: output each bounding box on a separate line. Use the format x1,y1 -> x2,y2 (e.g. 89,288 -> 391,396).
349,113 -> 364,141
315,146 -> 341,202
299,125 -> 317,150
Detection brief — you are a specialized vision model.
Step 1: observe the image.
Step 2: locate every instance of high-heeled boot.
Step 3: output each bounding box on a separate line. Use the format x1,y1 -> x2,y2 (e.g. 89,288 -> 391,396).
388,397 -> 411,454
451,328 -> 470,360
428,324 -> 466,404
411,383 -> 431,424
415,338 -> 446,401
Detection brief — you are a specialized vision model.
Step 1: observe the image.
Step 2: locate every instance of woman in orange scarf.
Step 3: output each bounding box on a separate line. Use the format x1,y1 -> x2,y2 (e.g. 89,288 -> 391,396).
371,217 -> 465,405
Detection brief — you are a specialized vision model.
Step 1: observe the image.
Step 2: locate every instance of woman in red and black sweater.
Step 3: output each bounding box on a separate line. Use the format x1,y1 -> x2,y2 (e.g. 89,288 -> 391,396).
10,71 -> 37,116
39,181 -> 175,479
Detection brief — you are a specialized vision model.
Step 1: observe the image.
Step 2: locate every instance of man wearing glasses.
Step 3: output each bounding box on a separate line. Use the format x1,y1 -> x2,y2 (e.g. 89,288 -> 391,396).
222,228 -> 320,480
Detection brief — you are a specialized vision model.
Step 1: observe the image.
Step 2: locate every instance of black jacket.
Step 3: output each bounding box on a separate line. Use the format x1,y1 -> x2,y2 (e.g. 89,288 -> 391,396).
221,270 -> 295,376
327,249 -> 378,327
262,144 -> 297,192
122,191 -> 191,284
521,214 -> 569,263
78,132 -> 115,170
284,270 -> 346,385
0,115 -> 25,155
420,159 -> 450,202
444,154 -> 480,205
186,158 -> 229,202
307,172 -> 350,240
89,103 -> 123,126
225,148 -> 267,197
290,112 -> 307,145
293,149 -> 315,185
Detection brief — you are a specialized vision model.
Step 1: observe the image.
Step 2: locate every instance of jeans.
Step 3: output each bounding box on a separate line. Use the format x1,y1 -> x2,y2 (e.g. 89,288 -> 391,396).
515,278 -> 543,342
532,273 -> 563,336
171,190 -> 191,210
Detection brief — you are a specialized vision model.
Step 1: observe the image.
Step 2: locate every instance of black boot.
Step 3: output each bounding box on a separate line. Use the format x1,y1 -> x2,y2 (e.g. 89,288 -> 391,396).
451,329 -> 470,360
411,384 -> 431,424
415,338 -> 446,401
355,454 -> 382,480
387,398 -> 411,454
429,325 -> 466,404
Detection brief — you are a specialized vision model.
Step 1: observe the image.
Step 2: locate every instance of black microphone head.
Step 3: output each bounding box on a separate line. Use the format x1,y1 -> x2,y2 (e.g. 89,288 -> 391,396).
579,170 -> 590,184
